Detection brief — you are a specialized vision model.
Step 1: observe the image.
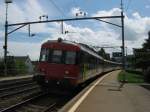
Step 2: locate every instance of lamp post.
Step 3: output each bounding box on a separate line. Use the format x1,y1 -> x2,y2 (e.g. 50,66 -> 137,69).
4,0 -> 12,75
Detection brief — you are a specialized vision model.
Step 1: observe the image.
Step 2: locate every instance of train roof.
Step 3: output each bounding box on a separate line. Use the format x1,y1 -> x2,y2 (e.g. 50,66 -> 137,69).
43,39 -> 121,65
104,59 -> 122,65
44,39 -> 103,59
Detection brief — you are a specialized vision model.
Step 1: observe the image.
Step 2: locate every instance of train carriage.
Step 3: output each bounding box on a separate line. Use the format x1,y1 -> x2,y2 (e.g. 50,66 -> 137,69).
33,38 -> 120,90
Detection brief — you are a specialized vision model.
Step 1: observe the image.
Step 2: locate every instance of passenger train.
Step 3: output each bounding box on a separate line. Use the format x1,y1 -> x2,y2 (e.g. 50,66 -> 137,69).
33,38 -> 121,90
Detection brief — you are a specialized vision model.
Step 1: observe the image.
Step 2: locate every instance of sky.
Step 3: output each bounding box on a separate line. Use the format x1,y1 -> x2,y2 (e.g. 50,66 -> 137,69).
0,0 -> 150,60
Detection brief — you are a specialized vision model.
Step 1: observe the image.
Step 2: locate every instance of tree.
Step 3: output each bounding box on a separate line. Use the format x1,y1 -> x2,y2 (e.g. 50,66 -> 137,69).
98,48 -> 106,58
98,48 -> 110,60
143,31 -> 150,50
0,61 -> 4,76
134,31 -> 150,82
134,31 -> 150,69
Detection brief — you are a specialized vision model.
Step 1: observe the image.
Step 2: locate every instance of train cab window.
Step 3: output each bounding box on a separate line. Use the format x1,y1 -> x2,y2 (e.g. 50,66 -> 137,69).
65,51 -> 76,64
51,50 -> 62,63
40,48 -> 49,61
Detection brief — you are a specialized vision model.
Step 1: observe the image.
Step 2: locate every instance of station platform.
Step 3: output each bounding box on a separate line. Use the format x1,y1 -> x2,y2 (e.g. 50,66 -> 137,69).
60,70 -> 150,112
0,75 -> 33,82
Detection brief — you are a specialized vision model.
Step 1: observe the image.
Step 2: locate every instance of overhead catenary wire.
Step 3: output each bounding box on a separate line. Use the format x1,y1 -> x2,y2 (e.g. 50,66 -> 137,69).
125,0 -> 132,12
48,0 -> 68,34
73,0 -> 79,8
48,0 -> 66,18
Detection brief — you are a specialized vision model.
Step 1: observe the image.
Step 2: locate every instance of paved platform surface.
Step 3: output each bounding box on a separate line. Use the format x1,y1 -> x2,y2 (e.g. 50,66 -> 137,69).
66,70 -> 150,112
0,75 -> 33,82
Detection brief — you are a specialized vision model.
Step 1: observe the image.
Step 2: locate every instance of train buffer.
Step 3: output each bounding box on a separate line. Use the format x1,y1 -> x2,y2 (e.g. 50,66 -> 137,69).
59,70 -> 150,112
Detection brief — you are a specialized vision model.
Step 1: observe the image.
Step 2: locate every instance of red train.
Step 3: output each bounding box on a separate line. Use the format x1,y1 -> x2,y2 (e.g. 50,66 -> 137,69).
33,38 -> 120,90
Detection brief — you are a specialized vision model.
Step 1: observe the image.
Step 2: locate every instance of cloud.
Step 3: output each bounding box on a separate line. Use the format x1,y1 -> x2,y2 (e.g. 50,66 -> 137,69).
54,22 -> 121,47
92,8 -> 121,17
0,0 -> 56,34
23,0 -> 52,22
0,41 -> 41,60
93,8 -> 150,42
1,6 -> 150,60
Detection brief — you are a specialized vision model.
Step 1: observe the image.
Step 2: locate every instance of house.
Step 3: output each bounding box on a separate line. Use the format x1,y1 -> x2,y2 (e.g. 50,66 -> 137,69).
0,56 -> 34,75
14,55 -> 34,73
31,61 -> 39,71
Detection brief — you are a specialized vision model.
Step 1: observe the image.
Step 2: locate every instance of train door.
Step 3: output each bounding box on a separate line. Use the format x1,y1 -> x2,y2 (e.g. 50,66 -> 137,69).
78,51 -> 87,82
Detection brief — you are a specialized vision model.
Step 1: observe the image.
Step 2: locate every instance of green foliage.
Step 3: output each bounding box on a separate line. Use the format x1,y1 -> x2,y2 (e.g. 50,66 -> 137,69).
0,61 -> 4,75
118,70 -> 144,83
142,31 -> 150,50
15,60 -> 28,74
143,67 -> 150,83
126,69 -> 142,75
0,57 -> 17,76
134,31 -> 150,70
98,48 -> 105,56
98,48 -> 110,59
126,31 -> 150,83
7,57 -> 17,75
0,57 -> 28,76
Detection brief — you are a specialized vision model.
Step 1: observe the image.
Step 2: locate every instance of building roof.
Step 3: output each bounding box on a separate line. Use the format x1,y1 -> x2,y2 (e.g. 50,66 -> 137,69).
6,55 -> 31,62
14,56 -> 29,60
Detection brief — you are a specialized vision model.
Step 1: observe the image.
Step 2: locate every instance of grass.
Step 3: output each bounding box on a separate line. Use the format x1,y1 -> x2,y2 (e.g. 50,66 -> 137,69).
118,70 -> 144,83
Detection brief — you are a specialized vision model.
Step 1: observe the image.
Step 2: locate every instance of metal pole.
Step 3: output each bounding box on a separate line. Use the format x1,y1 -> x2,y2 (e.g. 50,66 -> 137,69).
121,0 -> 126,82
7,16 -> 122,27
28,24 -> 30,37
121,11 -> 125,69
61,21 -> 63,34
126,47 -> 127,57
4,3 -> 8,76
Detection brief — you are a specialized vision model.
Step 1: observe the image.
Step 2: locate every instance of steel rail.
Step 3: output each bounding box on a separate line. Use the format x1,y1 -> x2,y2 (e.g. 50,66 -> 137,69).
0,92 -> 47,112
42,103 -> 57,112
0,86 -> 40,98
0,82 -> 36,92
0,79 -> 32,88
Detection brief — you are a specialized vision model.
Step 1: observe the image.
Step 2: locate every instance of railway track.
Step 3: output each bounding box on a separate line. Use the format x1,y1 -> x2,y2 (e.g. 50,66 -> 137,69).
0,72 -> 107,112
0,86 -> 40,99
0,81 -> 36,92
0,92 -> 69,112
0,78 -> 33,89
0,77 -> 43,111
0,80 -> 40,99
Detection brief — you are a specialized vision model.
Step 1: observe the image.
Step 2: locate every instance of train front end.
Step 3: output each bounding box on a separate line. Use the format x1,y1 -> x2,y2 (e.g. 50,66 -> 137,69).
34,39 -> 80,90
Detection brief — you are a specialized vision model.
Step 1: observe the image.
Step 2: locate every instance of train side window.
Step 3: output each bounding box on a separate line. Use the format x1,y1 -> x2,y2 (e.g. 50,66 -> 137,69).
51,50 -> 62,63
76,51 -> 81,65
65,51 -> 76,64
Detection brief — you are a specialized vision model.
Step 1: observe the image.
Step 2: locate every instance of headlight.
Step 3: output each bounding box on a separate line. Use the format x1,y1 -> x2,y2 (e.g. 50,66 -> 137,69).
65,70 -> 69,75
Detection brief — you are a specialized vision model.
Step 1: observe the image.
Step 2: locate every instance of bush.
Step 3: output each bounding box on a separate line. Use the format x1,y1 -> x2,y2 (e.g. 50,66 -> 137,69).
0,61 -> 4,76
126,69 -> 142,75
144,67 -> 150,83
118,71 -> 144,83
